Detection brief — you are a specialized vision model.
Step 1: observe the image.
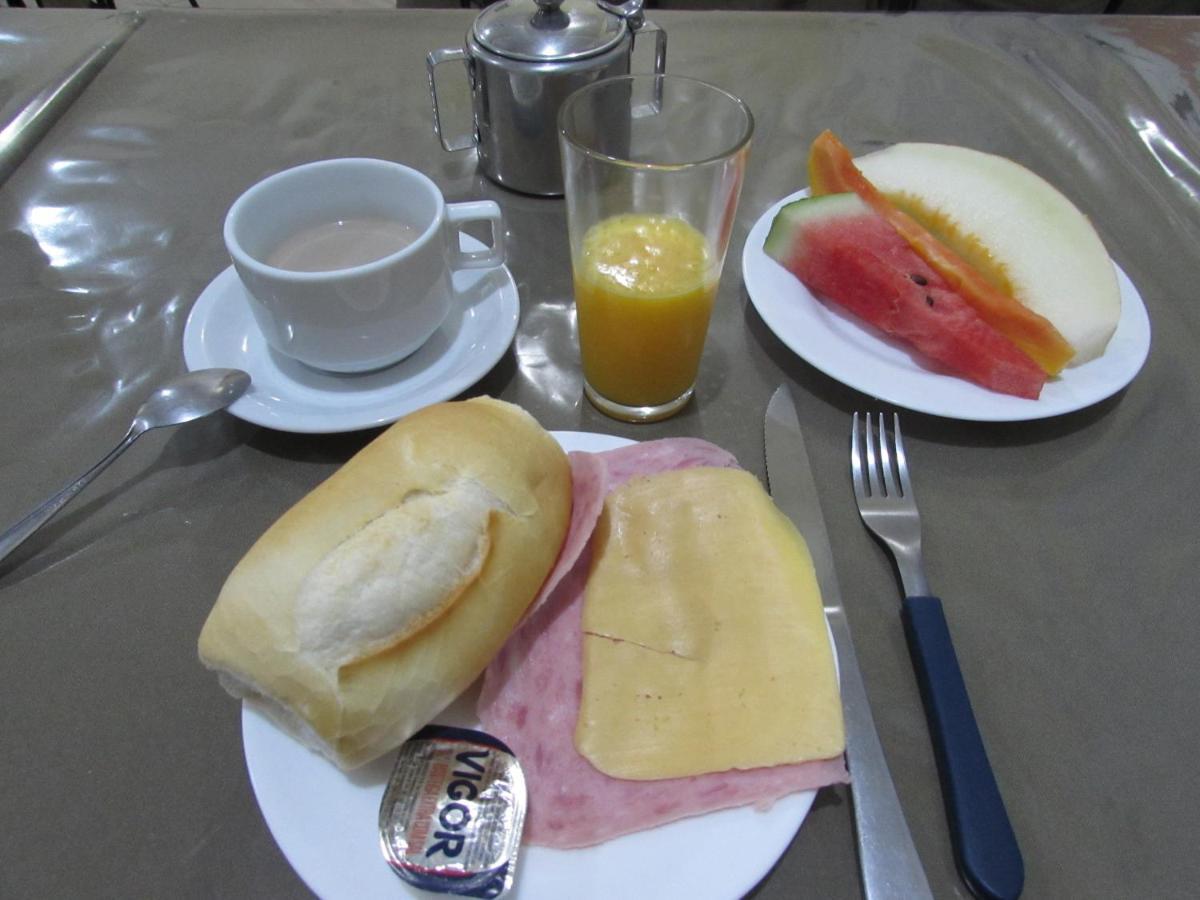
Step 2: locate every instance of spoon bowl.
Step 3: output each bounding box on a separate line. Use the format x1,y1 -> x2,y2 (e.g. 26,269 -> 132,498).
0,368 -> 251,566
132,368 -> 251,433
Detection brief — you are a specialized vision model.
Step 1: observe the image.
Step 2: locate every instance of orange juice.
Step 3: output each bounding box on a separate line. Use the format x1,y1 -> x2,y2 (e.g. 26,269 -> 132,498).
574,214 -> 718,409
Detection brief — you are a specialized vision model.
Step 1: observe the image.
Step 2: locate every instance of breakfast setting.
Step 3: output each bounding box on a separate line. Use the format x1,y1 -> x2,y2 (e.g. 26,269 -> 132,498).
0,1 -> 1195,899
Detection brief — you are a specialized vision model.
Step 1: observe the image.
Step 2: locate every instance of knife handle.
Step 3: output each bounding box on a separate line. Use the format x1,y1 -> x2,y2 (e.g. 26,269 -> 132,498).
902,596 -> 1024,900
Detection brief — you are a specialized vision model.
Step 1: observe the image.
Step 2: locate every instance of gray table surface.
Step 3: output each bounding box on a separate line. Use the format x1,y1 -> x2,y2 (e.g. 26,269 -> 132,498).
1,7 -> 1197,899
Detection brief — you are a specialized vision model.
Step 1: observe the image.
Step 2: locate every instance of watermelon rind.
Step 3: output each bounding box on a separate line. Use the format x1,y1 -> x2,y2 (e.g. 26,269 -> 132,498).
763,193 -> 868,264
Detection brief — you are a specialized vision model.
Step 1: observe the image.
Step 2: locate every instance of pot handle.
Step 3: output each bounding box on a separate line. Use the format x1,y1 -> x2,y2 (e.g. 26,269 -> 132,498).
631,18 -> 667,75
597,1 -> 666,74
426,47 -> 477,153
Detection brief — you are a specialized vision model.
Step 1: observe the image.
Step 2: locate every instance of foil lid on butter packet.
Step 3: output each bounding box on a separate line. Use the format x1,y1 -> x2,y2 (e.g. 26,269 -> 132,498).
380,725 -> 527,898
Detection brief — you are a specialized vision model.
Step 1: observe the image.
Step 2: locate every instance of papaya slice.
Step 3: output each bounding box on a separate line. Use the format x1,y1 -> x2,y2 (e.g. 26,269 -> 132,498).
808,130 -> 1075,375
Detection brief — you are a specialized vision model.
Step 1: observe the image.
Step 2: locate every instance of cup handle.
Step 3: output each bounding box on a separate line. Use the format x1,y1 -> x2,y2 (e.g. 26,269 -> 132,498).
445,201 -> 506,270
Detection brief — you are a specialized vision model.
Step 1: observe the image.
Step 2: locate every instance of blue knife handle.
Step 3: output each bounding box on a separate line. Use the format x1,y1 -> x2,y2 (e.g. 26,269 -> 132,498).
902,595 -> 1024,900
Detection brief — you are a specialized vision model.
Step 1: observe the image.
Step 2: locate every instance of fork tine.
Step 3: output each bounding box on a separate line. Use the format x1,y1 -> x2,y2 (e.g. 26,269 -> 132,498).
877,412 -> 898,499
851,412 -> 867,500
864,412 -> 881,499
893,412 -> 914,499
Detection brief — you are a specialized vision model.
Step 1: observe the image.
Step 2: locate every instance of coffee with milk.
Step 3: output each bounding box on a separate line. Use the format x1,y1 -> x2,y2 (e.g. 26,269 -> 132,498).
265,218 -> 420,273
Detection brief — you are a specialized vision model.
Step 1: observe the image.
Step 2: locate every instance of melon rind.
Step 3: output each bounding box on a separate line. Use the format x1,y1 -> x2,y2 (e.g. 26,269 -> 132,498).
855,143 -> 1120,365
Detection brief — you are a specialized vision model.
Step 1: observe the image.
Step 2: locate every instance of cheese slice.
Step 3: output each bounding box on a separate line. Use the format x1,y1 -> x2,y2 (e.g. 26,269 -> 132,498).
576,467 -> 844,780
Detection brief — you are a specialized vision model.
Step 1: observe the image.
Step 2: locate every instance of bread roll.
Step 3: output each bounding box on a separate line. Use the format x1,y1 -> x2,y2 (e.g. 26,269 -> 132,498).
198,397 -> 572,769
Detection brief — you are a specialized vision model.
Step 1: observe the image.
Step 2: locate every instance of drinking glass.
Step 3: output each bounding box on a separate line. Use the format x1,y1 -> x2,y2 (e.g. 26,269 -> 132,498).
559,74 -> 753,422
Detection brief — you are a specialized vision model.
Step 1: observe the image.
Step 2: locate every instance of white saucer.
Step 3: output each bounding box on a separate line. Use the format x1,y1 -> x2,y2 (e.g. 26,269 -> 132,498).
183,248 -> 519,433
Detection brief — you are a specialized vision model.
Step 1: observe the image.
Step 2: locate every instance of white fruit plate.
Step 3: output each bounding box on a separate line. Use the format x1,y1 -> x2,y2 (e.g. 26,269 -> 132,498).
742,189 -> 1151,422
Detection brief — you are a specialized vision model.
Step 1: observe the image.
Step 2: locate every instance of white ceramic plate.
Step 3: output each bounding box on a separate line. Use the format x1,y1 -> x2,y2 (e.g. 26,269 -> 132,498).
241,431 -> 819,900
183,237 -> 519,434
742,190 -> 1152,422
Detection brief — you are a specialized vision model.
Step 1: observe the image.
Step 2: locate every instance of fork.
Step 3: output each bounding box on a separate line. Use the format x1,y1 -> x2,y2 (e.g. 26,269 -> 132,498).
851,412 -> 1024,900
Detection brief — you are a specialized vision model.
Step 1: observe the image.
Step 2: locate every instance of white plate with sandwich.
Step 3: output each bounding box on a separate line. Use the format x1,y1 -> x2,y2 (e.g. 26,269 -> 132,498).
200,406 -> 836,899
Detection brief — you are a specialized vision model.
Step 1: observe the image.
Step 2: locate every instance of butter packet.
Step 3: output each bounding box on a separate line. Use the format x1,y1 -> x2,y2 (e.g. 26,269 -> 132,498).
380,725 -> 527,898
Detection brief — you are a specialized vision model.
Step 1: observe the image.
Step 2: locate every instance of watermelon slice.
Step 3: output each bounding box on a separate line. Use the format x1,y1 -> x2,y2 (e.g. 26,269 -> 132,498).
764,193 -> 1047,399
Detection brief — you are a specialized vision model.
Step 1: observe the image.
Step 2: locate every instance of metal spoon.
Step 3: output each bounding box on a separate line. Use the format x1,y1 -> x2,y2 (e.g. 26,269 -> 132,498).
0,368 -> 251,565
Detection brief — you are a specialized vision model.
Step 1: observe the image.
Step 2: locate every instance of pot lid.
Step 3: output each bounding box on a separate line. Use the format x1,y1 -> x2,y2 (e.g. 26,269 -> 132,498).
473,0 -> 634,63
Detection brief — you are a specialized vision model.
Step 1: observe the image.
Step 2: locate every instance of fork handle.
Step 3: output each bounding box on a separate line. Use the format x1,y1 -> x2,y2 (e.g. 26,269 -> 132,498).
902,596 -> 1024,900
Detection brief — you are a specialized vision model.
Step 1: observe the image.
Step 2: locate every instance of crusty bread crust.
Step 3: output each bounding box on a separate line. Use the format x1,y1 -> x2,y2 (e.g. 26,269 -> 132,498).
197,397 -> 572,769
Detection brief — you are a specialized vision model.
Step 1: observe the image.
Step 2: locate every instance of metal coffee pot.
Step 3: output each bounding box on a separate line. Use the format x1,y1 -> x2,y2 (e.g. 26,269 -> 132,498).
427,0 -> 666,197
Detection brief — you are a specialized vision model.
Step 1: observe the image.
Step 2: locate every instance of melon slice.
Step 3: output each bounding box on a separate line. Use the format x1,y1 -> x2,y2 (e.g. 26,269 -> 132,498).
808,131 -> 1077,375
855,142 -> 1121,365
765,193 -> 1047,399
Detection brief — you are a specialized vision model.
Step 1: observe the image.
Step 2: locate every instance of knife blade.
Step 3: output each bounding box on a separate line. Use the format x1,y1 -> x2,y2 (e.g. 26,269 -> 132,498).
765,385 -> 933,900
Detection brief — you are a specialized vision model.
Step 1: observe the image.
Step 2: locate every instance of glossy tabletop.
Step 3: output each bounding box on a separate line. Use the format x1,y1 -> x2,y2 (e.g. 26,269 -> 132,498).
0,7 -> 1197,899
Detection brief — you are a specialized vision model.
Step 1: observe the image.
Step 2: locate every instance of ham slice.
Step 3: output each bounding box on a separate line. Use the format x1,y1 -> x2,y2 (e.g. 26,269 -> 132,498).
518,450 -> 608,622
478,438 -> 849,849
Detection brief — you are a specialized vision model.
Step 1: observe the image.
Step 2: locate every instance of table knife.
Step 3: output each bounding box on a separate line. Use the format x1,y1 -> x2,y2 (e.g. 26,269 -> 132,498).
765,385 -> 933,900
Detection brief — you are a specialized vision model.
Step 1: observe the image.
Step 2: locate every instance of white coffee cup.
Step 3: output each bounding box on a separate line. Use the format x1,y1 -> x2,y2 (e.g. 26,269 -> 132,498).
224,158 -> 506,373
